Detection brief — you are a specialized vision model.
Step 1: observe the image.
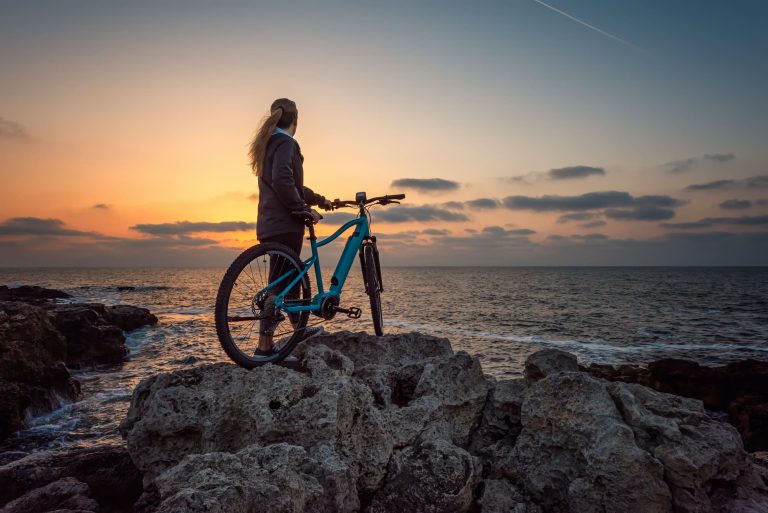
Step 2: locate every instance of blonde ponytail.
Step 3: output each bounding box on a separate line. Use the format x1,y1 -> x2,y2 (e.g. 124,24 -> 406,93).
249,99 -> 297,176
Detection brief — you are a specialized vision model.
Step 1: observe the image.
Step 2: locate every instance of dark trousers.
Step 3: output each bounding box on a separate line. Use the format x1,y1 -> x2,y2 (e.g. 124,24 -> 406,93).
259,232 -> 304,334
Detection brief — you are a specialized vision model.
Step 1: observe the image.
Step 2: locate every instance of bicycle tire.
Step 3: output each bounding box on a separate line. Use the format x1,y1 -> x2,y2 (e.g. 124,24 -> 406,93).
215,242 -> 310,368
363,244 -> 384,336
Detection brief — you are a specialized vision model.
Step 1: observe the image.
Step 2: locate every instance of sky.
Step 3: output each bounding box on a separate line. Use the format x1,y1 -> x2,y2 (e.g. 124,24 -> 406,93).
1,0 -> 767,266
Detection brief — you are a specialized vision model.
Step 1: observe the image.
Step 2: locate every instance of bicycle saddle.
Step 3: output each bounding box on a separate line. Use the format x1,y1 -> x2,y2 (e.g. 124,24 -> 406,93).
291,209 -> 323,225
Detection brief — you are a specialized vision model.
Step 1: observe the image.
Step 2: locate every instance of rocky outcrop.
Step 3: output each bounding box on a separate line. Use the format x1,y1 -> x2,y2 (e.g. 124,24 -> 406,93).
0,285 -> 71,303
0,301 -> 79,438
0,285 -> 158,439
587,358 -> 768,451
46,303 -> 157,368
0,444 -> 142,512
120,333 -> 768,513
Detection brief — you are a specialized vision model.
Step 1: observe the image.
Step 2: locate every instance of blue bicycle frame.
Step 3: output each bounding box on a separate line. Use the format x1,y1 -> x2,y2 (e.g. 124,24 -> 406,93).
268,215 -> 370,313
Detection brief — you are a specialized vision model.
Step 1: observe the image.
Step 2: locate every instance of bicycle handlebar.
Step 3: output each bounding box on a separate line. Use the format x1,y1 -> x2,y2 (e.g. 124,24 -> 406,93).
331,193 -> 406,209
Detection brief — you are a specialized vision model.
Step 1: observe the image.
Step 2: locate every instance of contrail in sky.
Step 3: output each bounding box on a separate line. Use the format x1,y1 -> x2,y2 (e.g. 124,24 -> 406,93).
531,0 -> 642,51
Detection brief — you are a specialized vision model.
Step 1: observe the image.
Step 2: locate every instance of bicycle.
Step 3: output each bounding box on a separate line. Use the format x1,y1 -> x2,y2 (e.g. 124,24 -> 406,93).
215,191 -> 406,368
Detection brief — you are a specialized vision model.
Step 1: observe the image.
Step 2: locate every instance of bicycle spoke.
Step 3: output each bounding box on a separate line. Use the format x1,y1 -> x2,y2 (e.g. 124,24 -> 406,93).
218,244 -> 311,367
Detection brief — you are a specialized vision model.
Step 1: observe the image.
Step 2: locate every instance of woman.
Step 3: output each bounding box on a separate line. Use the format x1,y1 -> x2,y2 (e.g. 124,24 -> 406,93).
249,98 -> 330,356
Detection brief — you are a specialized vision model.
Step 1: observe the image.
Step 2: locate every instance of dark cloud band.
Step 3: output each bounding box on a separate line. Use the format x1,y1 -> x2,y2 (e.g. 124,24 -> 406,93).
390,178 -> 459,192
131,221 -> 253,235
548,165 -> 605,180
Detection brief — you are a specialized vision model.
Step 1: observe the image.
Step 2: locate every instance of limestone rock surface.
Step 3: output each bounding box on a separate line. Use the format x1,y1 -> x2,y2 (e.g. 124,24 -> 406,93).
118,332 -> 768,513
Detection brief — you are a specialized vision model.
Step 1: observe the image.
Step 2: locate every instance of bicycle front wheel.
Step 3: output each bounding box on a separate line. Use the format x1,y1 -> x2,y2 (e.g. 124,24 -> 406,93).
215,242 -> 311,368
363,244 -> 383,336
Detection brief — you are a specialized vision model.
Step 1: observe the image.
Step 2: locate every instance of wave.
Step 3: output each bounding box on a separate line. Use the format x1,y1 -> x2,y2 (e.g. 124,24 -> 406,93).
72,285 -> 173,292
384,318 -> 768,356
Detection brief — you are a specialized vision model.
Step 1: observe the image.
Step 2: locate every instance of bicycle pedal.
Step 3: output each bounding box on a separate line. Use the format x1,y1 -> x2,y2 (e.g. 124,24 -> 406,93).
332,305 -> 362,319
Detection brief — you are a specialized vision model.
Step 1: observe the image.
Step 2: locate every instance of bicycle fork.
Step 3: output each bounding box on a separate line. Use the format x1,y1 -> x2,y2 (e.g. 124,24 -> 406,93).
359,236 -> 384,294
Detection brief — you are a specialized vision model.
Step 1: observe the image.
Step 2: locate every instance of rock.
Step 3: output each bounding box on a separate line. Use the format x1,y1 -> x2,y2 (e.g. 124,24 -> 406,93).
369,439 -> 481,513
507,372 -> 673,512
587,358 -> 768,451
0,476 -> 99,513
121,331 -> 491,512
119,358 -> 393,491
523,348 -> 577,383
119,339 -> 768,513
103,304 -> 158,332
470,379 -> 525,471
46,303 -> 157,368
478,479 -> 542,513
0,301 -> 79,438
0,293 -> 157,439
0,444 -> 142,511
298,332 -> 489,447
46,304 -> 129,368
152,443 -> 358,513
503,368 -> 768,513
0,285 -> 71,302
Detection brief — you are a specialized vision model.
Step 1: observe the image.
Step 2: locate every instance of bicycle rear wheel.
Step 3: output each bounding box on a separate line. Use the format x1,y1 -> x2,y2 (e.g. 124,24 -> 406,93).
363,244 -> 383,336
215,242 -> 310,368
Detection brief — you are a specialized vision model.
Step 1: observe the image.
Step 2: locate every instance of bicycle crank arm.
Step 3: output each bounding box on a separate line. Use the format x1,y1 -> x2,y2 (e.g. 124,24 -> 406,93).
332,305 -> 362,319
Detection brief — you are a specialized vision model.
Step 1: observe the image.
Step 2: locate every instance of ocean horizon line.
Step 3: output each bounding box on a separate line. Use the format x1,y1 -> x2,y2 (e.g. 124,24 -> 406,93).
1,265 -> 767,270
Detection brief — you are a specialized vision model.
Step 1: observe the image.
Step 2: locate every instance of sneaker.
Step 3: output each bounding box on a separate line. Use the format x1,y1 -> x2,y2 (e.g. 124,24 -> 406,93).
254,346 -> 299,364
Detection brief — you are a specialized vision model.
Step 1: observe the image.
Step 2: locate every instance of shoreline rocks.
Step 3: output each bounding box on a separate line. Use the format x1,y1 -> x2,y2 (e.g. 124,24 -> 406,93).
0,301 -> 79,439
586,358 -> 768,452
0,284 -> 158,439
0,444 -> 142,513
117,334 -> 768,513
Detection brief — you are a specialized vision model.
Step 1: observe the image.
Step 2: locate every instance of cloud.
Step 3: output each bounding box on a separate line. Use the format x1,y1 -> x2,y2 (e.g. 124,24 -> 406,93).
502,191 -> 634,211
441,201 -> 465,210
375,205 -> 469,223
92,203 -> 111,210
0,217 -> 95,236
130,221 -> 252,235
684,179 -> 737,191
548,233 -> 609,241
705,153 -> 736,162
719,199 -> 752,210
634,195 -> 687,207
547,165 -> 605,180
665,153 -> 735,173
501,174 -> 533,185
605,206 -> 676,221
580,220 -> 607,228
508,193 -> 684,221
661,214 -> 768,229
746,175 -> 768,188
481,225 -> 536,236
390,178 -> 459,193
465,198 -> 500,209
685,175 -> 768,192
0,117 -> 30,140
421,228 -> 449,236
557,212 -> 598,224
248,193 -> 259,202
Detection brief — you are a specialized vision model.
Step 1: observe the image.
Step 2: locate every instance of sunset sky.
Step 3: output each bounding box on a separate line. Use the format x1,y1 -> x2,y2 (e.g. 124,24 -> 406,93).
2,0 -> 767,266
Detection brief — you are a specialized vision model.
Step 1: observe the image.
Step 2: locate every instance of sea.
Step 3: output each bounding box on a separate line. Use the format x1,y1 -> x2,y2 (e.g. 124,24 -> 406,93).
1,266 -> 767,456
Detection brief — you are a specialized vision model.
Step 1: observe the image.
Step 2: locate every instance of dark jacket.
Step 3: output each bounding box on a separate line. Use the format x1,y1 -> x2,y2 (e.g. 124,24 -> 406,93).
256,133 -> 326,240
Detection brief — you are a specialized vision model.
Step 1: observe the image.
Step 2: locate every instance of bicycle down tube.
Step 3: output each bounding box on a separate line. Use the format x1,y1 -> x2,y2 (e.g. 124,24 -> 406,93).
273,216 -> 369,312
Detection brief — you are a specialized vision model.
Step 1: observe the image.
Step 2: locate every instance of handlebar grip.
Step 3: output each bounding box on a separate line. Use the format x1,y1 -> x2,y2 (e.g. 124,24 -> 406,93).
389,194 -> 406,200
